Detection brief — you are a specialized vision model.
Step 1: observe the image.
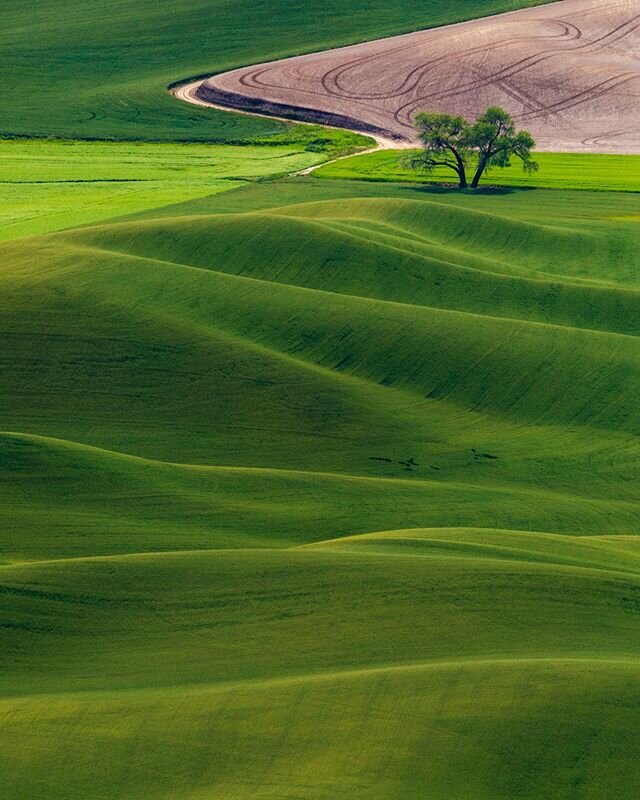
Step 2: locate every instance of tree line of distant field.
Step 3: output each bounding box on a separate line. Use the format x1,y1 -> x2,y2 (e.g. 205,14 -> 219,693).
407,106 -> 538,189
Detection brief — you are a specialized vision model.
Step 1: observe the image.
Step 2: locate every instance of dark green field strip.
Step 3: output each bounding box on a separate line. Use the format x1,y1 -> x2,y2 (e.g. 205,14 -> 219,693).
0,0 -> 552,141
304,528 -> 640,577
5,250 -> 640,501
72,203 -> 640,334
4,541 -> 640,797
40,223 -> 640,439
3,657 -> 640,799
5,432 -> 640,563
4,547 -> 640,696
4,546 -> 640,799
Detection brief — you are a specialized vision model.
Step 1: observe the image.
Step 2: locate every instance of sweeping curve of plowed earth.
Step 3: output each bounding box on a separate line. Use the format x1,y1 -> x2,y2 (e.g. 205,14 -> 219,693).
193,0 -> 640,153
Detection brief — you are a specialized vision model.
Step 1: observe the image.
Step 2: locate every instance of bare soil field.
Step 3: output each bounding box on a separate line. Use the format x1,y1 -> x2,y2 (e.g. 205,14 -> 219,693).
192,0 -> 640,153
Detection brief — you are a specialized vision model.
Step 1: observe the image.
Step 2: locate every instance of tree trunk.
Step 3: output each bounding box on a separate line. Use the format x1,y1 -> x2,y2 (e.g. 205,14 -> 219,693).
455,153 -> 467,189
470,157 -> 488,189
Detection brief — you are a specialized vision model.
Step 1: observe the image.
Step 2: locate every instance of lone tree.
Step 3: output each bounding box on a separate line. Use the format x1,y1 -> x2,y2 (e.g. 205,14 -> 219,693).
467,106 -> 538,188
407,106 -> 538,189
407,112 -> 471,188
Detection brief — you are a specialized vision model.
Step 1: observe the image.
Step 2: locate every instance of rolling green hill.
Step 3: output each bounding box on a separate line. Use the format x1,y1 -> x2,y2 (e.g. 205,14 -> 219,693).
3,176 -> 640,797
3,0 -> 640,796
0,0 -> 551,141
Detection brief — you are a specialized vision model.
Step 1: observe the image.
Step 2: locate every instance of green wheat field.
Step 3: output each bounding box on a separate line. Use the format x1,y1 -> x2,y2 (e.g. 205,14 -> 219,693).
2,1 -> 640,798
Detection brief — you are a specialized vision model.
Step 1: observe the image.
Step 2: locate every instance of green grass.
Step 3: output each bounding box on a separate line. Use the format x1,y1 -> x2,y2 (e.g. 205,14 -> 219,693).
0,0 -> 552,141
2,0 -> 640,793
5,547 -> 640,799
0,139 -> 339,241
7,142 -> 636,247
3,176 -> 640,797
315,149 -> 640,191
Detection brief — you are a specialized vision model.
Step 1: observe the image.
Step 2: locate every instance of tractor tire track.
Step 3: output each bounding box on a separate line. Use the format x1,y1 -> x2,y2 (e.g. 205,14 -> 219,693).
175,0 -> 640,154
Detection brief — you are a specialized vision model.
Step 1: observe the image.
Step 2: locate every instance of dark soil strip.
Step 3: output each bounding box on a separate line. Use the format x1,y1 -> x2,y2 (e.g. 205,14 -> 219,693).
196,83 -> 408,142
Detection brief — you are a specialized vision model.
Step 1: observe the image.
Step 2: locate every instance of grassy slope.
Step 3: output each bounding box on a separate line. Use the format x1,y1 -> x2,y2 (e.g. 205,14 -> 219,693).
3,0 -> 640,796
4,547 -> 640,800
3,178 -> 640,797
315,150 -> 640,191
5,547 -> 640,800
0,139 -> 332,241
0,0 -> 551,141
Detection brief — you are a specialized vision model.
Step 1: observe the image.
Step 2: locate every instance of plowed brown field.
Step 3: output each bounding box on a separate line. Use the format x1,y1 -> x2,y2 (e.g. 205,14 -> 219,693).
191,0 -> 640,153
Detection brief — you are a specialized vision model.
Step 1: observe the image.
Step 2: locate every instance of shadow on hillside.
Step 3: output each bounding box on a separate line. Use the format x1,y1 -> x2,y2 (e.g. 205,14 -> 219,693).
406,183 -> 537,196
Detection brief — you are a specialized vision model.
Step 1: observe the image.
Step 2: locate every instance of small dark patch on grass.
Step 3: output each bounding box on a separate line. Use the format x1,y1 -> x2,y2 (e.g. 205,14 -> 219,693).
472,448 -> 498,460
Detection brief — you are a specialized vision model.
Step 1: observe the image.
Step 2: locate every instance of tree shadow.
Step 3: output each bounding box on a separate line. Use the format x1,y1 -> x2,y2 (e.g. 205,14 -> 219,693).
405,182 -> 537,196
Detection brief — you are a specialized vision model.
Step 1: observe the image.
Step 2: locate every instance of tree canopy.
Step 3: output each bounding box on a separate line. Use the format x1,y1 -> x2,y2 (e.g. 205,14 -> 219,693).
407,112 -> 471,188
407,106 -> 538,189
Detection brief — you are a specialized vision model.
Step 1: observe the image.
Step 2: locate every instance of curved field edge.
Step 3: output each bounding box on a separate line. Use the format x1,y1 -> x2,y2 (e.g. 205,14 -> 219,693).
0,0 -> 555,141
197,0 -> 640,155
